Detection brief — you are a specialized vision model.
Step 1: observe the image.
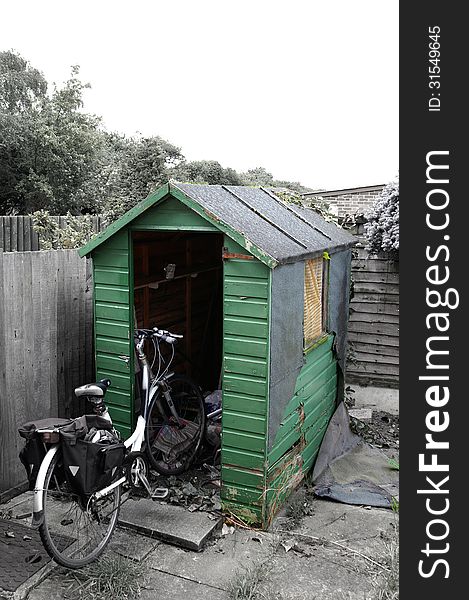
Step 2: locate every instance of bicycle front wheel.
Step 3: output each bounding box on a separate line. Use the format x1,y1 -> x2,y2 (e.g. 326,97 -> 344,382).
39,449 -> 121,569
145,375 -> 205,475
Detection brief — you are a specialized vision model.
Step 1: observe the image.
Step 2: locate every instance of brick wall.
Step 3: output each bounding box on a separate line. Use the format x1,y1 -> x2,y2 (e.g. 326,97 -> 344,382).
304,185 -> 385,218
332,189 -> 383,217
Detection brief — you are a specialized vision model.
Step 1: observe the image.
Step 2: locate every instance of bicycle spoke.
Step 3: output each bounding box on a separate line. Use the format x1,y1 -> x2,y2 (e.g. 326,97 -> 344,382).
39,452 -> 121,568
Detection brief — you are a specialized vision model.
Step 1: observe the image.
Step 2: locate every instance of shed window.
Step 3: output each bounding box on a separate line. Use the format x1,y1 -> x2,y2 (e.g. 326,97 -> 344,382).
304,257 -> 326,348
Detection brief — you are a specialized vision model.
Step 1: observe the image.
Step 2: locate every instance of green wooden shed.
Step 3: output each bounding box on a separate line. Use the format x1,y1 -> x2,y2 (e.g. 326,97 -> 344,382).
79,182 -> 356,527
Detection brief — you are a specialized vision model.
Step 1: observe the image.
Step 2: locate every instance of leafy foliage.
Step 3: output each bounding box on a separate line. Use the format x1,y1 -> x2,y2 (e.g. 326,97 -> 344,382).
32,210 -> 98,249
241,166 -> 313,194
1,53 -> 103,214
168,159 -> 243,186
0,50 -> 47,112
100,134 -> 183,221
364,179 -> 399,257
1,51 -> 314,224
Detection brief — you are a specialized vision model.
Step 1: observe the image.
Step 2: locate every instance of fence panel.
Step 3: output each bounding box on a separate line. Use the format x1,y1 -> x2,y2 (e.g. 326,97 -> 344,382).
347,248 -> 399,388
0,250 -> 93,496
0,215 -> 102,252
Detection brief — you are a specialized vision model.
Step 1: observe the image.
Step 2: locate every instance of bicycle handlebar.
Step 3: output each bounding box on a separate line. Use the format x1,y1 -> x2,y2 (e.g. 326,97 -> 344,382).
134,327 -> 183,345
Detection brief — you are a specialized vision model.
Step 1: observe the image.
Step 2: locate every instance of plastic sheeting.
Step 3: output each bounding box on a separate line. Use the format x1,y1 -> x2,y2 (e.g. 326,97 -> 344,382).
312,403 -> 399,508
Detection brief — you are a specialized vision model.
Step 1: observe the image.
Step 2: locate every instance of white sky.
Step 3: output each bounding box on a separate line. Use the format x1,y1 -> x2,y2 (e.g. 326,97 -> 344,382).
1,0 -> 398,190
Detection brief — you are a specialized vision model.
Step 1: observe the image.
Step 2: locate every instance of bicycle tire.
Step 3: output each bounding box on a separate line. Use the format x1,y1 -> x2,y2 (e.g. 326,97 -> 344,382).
39,449 -> 121,569
145,374 -> 205,475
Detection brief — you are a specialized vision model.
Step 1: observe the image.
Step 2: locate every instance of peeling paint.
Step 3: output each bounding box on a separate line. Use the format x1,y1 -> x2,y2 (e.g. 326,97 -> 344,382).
203,208 -> 220,222
221,502 -> 261,526
265,449 -> 305,525
297,404 -> 305,428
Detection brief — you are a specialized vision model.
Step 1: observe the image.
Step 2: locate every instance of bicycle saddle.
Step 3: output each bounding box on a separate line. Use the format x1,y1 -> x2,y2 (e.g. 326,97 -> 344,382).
74,379 -> 111,398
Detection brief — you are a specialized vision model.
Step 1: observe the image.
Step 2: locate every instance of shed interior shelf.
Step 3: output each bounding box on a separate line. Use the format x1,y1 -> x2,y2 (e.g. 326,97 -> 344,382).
134,263 -> 221,290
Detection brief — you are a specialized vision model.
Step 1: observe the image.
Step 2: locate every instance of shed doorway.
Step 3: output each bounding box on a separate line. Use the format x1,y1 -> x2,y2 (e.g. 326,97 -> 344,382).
132,231 -> 224,393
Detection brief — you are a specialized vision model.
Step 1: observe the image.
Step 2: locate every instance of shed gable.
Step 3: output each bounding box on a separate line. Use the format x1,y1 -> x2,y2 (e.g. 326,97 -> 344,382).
130,195 -> 219,232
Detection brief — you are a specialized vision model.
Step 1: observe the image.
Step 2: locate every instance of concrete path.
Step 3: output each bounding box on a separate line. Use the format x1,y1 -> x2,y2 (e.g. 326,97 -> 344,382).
19,498 -> 396,600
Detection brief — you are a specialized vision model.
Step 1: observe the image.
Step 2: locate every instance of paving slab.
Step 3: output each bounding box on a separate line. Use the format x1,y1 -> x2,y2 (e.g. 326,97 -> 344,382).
142,569 -> 229,600
0,492 -> 34,522
267,546 -> 375,600
26,567 -> 229,600
15,578 -> 65,600
108,527 -> 160,561
278,498 -> 396,557
118,497 -> 222,551
145,528 -> 276,591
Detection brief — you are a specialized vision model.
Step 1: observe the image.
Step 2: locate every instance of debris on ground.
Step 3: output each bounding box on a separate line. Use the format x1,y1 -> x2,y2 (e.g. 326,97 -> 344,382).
345,386 -> 399,455
349,408 -> 373,422
149,464 -> 222,516
350,411 -> 399,452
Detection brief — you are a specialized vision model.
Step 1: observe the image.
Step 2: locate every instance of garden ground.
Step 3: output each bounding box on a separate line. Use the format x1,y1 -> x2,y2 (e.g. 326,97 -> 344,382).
1,387 -> 398,600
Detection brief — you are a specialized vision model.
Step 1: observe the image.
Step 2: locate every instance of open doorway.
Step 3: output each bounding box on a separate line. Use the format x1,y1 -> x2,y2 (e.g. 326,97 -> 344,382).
132,231 -> 224,393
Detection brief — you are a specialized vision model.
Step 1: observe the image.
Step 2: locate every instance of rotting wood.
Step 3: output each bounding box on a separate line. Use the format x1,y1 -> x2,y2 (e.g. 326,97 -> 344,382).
223,251 -> 255,260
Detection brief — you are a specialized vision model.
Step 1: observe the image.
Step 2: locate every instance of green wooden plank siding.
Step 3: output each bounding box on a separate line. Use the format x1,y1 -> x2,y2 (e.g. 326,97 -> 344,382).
265,334 -> 338,525
130,196 -> 219,231
93,230 -> 133,437
221,237 -> 270,525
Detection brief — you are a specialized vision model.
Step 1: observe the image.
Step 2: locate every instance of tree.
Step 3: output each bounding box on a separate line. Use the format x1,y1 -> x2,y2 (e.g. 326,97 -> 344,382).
240,166 -> 313,193
168,160 -> 243,186
101,134 -> 183,221
1,51 -> 316,219
0,50 -> 47,112
364,178 -> 399,257
240,167 -> 274,186
1,53 -> 103,214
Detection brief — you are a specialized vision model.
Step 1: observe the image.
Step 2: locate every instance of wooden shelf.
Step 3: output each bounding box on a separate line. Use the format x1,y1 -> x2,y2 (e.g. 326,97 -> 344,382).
134,264 -> 221,290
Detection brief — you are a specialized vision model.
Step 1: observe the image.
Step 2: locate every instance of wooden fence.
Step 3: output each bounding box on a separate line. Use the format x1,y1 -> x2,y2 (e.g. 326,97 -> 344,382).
0,250 -> 93,496
347,248 -> 399,388
0,215 -> 103,252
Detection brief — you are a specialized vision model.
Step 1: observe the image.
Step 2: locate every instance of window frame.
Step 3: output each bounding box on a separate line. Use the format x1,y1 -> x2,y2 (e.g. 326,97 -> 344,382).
303,256 -> 329,352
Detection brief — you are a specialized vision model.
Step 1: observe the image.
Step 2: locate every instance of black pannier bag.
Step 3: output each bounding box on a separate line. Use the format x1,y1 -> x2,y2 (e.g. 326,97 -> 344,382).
59,415 -> 125,498
18,418 -> 71,490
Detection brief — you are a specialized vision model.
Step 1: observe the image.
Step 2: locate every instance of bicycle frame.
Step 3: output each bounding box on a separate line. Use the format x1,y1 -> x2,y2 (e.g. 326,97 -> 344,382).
32,334 -> 166,526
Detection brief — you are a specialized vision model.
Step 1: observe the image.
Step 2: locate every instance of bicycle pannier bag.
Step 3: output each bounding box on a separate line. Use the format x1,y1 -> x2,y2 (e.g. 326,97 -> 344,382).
60,415 -> 125,498
18,418 -> 71,490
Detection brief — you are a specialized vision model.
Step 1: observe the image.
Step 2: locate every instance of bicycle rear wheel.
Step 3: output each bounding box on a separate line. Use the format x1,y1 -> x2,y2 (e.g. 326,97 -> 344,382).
39,449 -> 121,569
145,375 -> 205,475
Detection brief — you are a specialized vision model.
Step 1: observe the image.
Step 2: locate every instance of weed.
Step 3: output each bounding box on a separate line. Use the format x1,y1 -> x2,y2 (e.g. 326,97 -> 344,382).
283,490 -> 307,530
228,539 -> 283,600
371,523 -> 399,600
388,459 -> 400,471
62,551 -> 146,600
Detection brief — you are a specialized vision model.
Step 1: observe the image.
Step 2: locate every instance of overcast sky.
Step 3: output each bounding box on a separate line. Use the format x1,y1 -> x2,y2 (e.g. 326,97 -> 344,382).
1,1 -> 398,190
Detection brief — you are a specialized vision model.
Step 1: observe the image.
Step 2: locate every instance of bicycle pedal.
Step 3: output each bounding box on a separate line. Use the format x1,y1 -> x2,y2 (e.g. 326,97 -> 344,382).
151,487 -> 169,500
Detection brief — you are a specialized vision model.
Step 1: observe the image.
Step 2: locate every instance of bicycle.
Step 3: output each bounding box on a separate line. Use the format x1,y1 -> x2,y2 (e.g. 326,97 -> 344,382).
136,327 -> 205,475
26,326 -> 205,569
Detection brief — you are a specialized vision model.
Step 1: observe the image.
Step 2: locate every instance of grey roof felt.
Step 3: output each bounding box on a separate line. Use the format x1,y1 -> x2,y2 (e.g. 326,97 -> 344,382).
173,183 -> 356,264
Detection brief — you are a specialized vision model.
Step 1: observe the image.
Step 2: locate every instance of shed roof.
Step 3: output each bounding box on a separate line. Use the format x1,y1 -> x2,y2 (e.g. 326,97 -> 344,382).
80,182 -> 356,267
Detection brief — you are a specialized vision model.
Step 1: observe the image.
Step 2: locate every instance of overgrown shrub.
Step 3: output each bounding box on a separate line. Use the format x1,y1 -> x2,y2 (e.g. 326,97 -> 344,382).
364,179 -> 399,257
